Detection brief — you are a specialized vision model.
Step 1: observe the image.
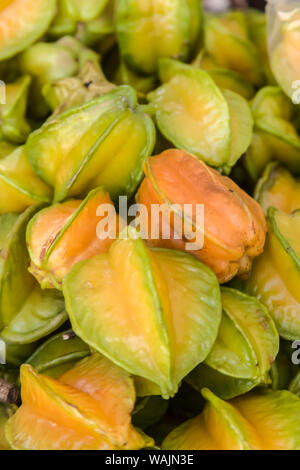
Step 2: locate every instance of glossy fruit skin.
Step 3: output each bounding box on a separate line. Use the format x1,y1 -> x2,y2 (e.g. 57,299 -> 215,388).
136,149 -> 267,283
116,0 -> 202,76
148,60 -> 253,172
19,36 -> 102,117
162,388 -> 300,450
25,330 -> 90,379
0,206 -> 40,332
204,11 -> 264,86
26,187 -> 122,290
49,0 -> 113,45
255,162 -> 300,215
26,86 -> 156,203
245,87 -> 300,180
19,41 -> 79,117
0,146 -> 52,215
0,142 -> 17,159
0,76 -> 31,144
186,287 -> 279,399
270,8 -> 300,100
0,0 -> 57,61
63,228 -> 222,398
0,206 -> 67,366
242,208 -> 300,341
5,354 -> 153,450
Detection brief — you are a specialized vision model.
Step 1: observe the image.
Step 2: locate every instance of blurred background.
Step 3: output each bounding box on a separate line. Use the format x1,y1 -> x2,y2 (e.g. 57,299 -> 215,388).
204,0 -> 267,11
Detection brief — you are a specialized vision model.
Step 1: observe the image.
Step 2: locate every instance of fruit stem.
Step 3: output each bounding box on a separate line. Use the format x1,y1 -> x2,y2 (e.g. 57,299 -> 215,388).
0,379 -> 18,404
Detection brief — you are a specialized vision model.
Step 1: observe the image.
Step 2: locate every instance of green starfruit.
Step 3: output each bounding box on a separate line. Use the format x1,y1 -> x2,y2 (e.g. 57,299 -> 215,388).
205,68 -> 254,100
255,162 -> 300,215
48,0 -> 76,38
193,50 -> 255,99
186,288 -> 279,399
49,0 -> 114,46
245,8 -> 274,84
63,0 -> 110,22
204,11 -> 264,86
243,208 -> 300,341
63,228 -> 222,398
0,206 -> 67,365
25,330 -> 90,379
0,146 -> 52,214
162,388 -> 300,450
0,76 -> 31,144
1,287 -> 67,346
19,39 -> 83,117
116,0 -> 202,76
268,5 -> 300,100
148,59 -> 253,172
27,86 -> 156,202
245,87 -> 300,179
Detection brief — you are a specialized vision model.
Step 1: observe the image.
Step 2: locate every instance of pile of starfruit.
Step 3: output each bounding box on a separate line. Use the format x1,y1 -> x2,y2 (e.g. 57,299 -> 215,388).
0,0 -> 300,451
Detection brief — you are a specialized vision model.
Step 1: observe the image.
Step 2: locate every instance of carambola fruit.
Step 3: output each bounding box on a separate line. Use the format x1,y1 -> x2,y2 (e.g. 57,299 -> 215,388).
136,149 -> 267,283
186,288 -> 279,399
0,146 -> 52,214
162,388 -> 300,450
26,86 -> 156,202
116,0 -> 202,76
49,0 -> 112,44
26,187 -> 122,289
5,354 -> 153,450
148,59 -> 253,172
0,76 -> 31,144
255,162 -> 300,215
19,40 -> 80,117
63,227 -> 222,398
270,7 -> 300,100
0,0 -> 57,61
193,48 -> 255,100
62,0 -> 110,23
242,208 -> 300,341
245,87 -> 300,180
25,330 -> 90,379
0,206 -> 67,362
0,141 -> 17,160
204,11 -> 264,86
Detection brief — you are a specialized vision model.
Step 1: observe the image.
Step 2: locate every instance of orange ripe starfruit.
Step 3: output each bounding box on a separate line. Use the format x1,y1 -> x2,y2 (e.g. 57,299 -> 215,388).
27,187 -> 123,289
5,354 -> 153,450
136,149 -> 267,283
